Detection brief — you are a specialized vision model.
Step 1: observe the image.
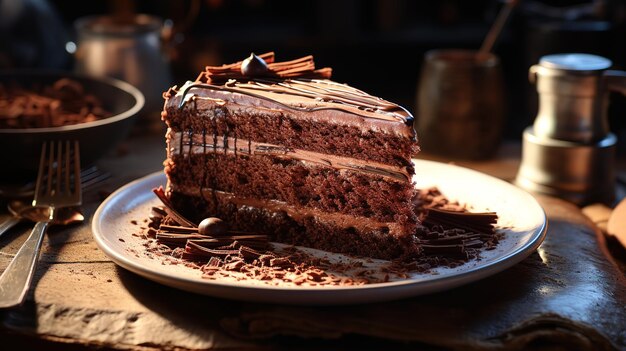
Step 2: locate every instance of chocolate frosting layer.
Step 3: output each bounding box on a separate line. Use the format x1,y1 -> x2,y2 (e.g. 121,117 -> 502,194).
170,183 -> 405,236
169,131 -> 412,182
164,53 -> 416,139
177,80 -> 412,124
167,82 -> 415,138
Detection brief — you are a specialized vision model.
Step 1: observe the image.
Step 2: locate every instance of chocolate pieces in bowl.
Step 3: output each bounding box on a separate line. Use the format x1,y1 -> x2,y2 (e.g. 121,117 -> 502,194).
0,71 -> 144,181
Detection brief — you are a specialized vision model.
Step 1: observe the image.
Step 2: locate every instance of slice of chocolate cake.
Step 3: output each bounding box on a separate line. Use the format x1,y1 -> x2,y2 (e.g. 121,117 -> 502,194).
161,52 -> 421,260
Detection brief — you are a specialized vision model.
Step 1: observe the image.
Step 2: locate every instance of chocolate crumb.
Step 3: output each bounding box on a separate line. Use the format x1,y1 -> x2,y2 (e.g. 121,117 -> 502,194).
224,260 -> 245,272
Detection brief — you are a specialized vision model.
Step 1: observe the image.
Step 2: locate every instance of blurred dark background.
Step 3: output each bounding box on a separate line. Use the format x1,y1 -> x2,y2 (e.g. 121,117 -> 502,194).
1,0 -> 625,142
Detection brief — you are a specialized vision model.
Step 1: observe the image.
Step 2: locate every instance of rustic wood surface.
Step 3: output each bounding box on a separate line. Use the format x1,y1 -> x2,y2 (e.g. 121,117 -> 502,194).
0,134 -> 624,350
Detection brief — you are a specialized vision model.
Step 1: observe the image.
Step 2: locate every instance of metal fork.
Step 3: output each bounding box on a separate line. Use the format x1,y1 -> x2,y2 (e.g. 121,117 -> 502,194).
0,141 -> 82,308
0,165 -> 108,238
0,165 -> 109,199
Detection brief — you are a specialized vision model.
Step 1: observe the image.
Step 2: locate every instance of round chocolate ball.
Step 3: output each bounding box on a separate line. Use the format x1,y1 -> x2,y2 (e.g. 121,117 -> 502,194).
198,217 -> 229,236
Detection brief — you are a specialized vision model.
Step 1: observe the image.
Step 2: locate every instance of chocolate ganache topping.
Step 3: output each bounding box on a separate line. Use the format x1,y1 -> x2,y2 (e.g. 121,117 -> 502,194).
175,52 -> 414,126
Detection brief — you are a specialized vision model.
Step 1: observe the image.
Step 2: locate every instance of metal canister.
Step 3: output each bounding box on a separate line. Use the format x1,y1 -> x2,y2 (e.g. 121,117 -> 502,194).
416,49 -> 505,159
74,14 -> 172,127
516,53 -> 626,205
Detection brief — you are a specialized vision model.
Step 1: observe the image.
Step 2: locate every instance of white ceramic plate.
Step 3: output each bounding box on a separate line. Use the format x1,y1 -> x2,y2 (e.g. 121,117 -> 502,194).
92,160 -> 547,305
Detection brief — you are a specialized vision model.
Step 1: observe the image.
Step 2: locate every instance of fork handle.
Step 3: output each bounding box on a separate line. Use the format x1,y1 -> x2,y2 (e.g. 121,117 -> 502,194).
0,214 -> 21,238
0,221 -> 49,308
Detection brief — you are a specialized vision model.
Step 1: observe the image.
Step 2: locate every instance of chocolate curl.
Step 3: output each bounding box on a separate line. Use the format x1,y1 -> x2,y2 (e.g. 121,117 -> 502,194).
152,186 -> 197,227
156,233 -> 207,248
239,245 -> 265,261
198,52 -> 332,83
191,235 -> 269,251
183,241 -> 239,262
419,233 -> 486,257
424,208 -> 498,235
182,240 -> 267,263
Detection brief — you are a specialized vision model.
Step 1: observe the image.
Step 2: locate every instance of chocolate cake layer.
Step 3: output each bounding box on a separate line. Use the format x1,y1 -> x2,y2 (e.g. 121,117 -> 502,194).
166,145 -> 417,231
167,189 -> 422,260
168,131 -> 412,181
164,85 -> 418,170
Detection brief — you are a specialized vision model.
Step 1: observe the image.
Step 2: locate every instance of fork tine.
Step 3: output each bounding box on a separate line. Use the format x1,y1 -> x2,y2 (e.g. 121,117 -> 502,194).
30,140 -> 82,207
56,141 -> 63,196
45,141 -> 55,199
64,141 -> 70,195
32,141 -> 48,206
73,141 -> 81,201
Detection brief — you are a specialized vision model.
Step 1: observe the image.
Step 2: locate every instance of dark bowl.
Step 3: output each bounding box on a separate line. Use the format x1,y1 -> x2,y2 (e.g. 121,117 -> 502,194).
0,71 -> 144,182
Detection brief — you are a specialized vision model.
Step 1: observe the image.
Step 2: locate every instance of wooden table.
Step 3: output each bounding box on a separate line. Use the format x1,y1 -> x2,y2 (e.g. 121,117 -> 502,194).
1,133 -> 624,350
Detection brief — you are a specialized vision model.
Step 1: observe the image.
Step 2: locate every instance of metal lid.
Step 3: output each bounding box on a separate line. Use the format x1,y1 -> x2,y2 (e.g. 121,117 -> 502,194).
75,14 -> 162,37
539,53 -> 612,71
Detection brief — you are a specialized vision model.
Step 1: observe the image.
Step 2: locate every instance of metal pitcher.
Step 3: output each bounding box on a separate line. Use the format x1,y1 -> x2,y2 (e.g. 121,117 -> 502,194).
516,53 -> 626,205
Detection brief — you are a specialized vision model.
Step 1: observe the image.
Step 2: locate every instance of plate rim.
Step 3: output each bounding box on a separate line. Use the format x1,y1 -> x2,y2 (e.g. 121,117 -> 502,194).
92,160 -> 547,302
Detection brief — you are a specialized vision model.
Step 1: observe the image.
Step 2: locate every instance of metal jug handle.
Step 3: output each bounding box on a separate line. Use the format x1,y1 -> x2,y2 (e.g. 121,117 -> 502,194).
604,70 -> 626,96
528,64 -> 540,84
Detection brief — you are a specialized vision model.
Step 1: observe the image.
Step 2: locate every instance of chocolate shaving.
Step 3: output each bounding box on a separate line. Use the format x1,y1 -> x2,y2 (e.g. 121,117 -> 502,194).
152,186 -> 197,227
206,257 -> 222,268
239,246 -> 265,260
158,224 -> 199,234
182,239 -> 268,263
156,226 -> 269,251
190,236 -> 268,251
269,257 -> 292,268
416,187 -> 498,236
424,208 -> 497,235
156,233 -> 207,248
223,259 -> 246,272
183,241 -> 239,262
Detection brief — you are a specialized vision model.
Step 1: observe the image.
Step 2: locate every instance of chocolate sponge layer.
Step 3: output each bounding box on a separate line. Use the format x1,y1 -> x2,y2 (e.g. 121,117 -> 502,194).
164,104 -> 418,170
165,152 -> 418,233
167,189 -> 422,260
